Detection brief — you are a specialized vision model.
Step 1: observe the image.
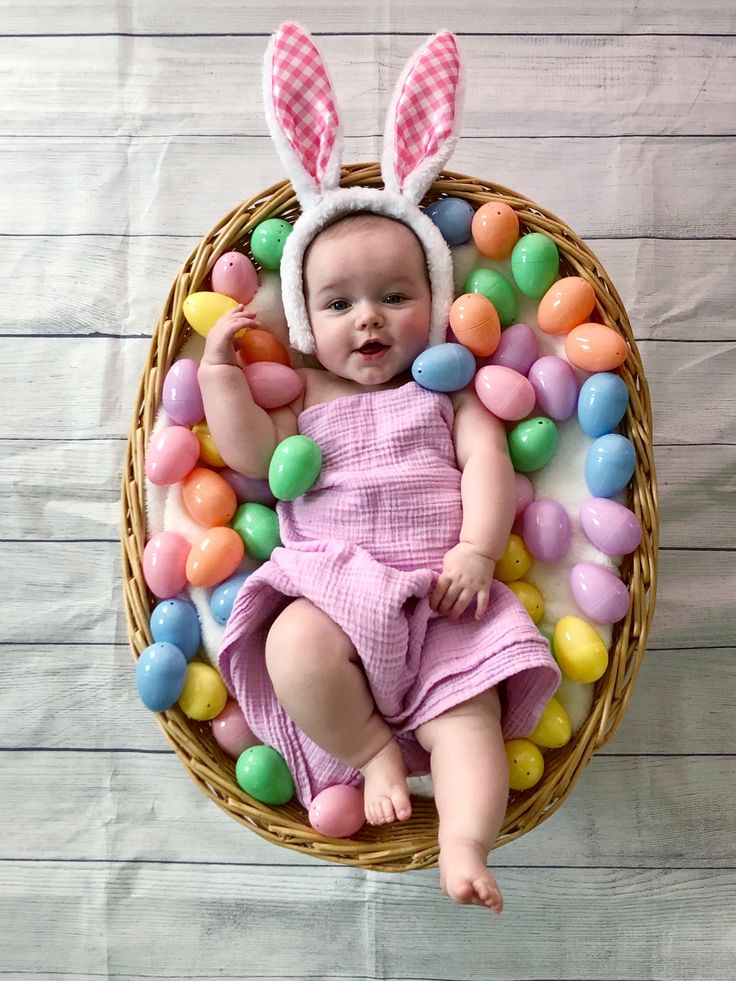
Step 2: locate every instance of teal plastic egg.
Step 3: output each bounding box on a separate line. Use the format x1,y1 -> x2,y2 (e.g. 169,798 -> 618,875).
136,642 -> 187,712
508,417 -> 558,472
250,218 -> 293,270
150,599 -> 201,662
412,343 -> 476,392
231,502 -> 282,561
235,745 -> 295,805
268,435 -> 322,501
463,268 -> 518,327
511,233 -> 560,299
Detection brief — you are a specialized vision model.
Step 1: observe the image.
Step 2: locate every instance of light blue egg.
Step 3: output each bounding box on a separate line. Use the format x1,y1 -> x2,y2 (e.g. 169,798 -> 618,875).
136,642 -> 187,712
585,434 -> 636,498
150,598 -> 201,662
210,574 -> 250,626
424,197 -> 475,246
412,343 -> 477,393
578,372 -> 629,438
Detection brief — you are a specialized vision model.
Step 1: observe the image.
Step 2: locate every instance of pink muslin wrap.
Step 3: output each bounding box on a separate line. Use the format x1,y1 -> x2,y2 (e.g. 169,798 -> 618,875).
219,381 -> 560,806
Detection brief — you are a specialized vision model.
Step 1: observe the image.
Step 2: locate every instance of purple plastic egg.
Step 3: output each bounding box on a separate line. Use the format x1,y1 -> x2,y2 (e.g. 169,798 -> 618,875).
515,473 -> 535,518
162,359 -> 205,426
474,365 -> 536,421
219,468 -> 276,506
580,498 -> 642,555
570,561 -> 630,624
488,322 -> 539,376
521,499 -> 572,562
211,251 -> 258,305
527,356 -> 578,421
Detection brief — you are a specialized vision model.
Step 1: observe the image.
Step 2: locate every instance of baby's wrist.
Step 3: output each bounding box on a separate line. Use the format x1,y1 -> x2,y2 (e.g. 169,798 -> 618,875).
458,539 -> 498,563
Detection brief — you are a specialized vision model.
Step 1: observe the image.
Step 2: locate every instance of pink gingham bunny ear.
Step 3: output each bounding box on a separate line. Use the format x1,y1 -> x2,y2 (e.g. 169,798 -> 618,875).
382,31 -> 463,204
263,22 -> 343,208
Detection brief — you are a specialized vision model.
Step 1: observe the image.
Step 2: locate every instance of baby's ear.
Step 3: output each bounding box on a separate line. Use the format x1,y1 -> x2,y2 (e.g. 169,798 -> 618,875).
381,31 -> 464,204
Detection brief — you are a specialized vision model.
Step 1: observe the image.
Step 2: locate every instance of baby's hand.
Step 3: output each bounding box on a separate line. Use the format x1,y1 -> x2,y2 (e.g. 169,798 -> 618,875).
201,305 -> 257,367
430,542 -> 496,621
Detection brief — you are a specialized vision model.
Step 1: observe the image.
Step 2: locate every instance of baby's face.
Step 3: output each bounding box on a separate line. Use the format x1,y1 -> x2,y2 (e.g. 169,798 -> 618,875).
303,216 -> 431,386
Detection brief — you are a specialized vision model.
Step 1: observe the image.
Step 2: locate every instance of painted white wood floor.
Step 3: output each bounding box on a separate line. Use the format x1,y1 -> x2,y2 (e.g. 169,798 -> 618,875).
1,3 -> 735,979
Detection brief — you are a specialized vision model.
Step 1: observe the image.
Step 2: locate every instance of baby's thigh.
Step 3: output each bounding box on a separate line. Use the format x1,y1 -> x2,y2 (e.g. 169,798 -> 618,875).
265,598 -> 356,691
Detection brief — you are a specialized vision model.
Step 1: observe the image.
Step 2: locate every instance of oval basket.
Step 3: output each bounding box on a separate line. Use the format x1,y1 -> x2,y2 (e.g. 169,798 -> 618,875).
120,164 -> 659,872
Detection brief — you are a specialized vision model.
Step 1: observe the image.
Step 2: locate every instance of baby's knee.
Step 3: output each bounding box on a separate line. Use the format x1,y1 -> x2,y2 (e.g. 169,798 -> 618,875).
265,598 -> 353,695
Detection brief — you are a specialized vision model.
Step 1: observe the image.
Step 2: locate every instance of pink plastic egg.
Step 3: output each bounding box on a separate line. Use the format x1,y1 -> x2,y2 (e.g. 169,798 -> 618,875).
243,361 -> 304,410
211,701 -> 260,758
185,527 -> 245,588
474,365 -> 536,421
211,251 -> 259,305
580,498 -> 642,555
145,426 -> 200,486
308,784 -> 366,838
570,561 -> 630,624
565,323 -> 628,372
522,499 -> 572,562
219,468 -> 276,506
488,323 -> 538,376
527,356 -> 578,421
143,531 -> 191,598
162,359 -> 204,426
515,473 -> 535,518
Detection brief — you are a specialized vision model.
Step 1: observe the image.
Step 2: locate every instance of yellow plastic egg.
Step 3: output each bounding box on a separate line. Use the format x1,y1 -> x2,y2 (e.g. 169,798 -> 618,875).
495,534 -> 532,582
506,580 -> 545,623
505,738 -> 544,791
191,420 -> 227,468
177,662 -> 228,721
537,277 -> 596,335
528,695 -> 572,749
183,292 -> 239,337
553,615 -> 609,683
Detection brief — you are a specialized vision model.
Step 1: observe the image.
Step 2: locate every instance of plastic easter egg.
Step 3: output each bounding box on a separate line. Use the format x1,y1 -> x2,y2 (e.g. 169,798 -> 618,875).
488,322 -> 539,376
527,356 -> 578,421
449,293 -> 501,357
505,739 -> 544,791
244,362 -> 303,410
514,473 -> 535,518
181,467 -> 237,527
136,642 -> 188,712
183,292 -> 238,337
570,561 -> 630,625
232,502 -> 282,561
471,202 -> 520,259
162,359 -> 204,426
236,745 -> 295,805
506,580 -> 544,623
150,598 -> 201,661
211,251 -> 258,305
145,426 -> 200,486
308,784 -> 366,838
580,498 -> 642,555
553,615 -> 609,682
555,676 -> 595,734
191,420 -> 226,468
425,197 -> 475,246
185,527 -> 244,588
178,661 -> 228,721
521,499 -> 572,563
474,365 -> 536,421
210,573 -> 250,625
528,696 -> 572,749
511,233 -> 560,299
143,531 -> 191,599
585,433 -> 636,498
238,328 -> 291,367
537,277 -> 596,335
566,323 -> 628,372
250,218 -> 293,270
495,534 -> 532,582
463,268 -> 518,327
268,435 -> 322,501
577,372 -> 629,438
211,701 -> 260,758
411,343 -> 476,393
507,417 -> 558,472
219,469 -> 276,507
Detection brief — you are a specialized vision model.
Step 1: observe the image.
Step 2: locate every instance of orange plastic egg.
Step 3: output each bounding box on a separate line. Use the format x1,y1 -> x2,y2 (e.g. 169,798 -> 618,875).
238,328 -> 290,367
191,420 -> 227,468
181,467 -> 237,527
565,323 -> 628,372
449,293 -> 501,356
471,202 -> 520,259
537,277 -> 597,335
185,527 -> 245,588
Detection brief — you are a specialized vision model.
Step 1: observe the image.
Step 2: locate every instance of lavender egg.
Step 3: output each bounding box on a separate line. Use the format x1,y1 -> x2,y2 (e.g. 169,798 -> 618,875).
570,561 -> 630,624
522,499 -> 572,562
488,322 -> 538,376
580,498 -> 642,555
162,359 -> 205,426
527,356 -> 578,421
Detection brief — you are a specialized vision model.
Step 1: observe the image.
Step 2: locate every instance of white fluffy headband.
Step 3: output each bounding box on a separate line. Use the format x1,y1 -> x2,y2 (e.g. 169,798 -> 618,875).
262,22 -> 465,354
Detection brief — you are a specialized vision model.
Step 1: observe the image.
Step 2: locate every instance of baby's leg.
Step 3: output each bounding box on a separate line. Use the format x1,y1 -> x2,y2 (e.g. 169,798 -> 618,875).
265,598 -> 411,825
415,688 -> 508,912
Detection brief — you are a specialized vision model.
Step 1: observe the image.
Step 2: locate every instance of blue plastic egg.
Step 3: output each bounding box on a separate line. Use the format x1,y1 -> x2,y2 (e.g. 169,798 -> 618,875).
585,434 -> 636,498
424,197 -> 475,246
412,343 -> 477,393
577,372 -> 629,438
136,642 -> 188,712
210,574 -> 250,626
150,599 -> 201,661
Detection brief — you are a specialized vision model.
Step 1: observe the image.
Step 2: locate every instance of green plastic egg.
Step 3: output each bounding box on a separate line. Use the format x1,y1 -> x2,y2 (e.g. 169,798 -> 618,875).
231,502 -> 282,561
507,417 -> 558,472
510,232 -> 560,299
235,745 -> 295,805
250,218 -> 293,270
268,435 -> 322,501
463,268 -> 518,327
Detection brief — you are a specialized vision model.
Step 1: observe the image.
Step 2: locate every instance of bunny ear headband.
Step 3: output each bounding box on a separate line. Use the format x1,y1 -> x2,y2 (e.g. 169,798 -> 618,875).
263,22 -> 464,354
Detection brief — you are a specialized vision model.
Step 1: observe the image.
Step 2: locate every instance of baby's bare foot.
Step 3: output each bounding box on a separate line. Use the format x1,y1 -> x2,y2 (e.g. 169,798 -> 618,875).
439,835 -> 503,913
360,739 -> 412,825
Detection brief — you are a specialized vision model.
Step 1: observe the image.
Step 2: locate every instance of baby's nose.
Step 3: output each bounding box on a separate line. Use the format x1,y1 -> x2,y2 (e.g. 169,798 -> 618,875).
357,302 -> 384,328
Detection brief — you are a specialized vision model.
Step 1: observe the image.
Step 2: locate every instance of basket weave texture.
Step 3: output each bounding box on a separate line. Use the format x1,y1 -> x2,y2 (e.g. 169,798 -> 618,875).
121,164 -> 659,872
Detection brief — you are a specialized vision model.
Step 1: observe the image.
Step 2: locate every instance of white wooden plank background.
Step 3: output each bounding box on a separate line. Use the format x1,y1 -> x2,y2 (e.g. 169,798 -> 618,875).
1,3 -> 735,979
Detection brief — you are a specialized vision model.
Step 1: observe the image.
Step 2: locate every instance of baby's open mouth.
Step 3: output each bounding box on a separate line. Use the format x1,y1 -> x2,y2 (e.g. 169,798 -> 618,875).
356,340 -> 389,355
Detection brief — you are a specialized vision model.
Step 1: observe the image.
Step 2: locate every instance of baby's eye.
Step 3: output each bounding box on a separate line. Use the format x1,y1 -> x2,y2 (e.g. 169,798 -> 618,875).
329,299 -> 350,311
384,293 -> 404,304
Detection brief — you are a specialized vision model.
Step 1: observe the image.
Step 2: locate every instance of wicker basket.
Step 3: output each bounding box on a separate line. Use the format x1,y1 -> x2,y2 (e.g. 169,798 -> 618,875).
120,164 -> 659,872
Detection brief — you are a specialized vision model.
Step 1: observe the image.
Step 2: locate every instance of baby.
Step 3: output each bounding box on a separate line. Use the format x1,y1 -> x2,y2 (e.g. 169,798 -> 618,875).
199,211 -> 560,911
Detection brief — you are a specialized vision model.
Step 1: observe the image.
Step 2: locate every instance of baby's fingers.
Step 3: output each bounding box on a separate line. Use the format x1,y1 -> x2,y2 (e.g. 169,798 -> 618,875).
474,588 -> 490,621
447,587 -> 474,621
430,574 -> 451,612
